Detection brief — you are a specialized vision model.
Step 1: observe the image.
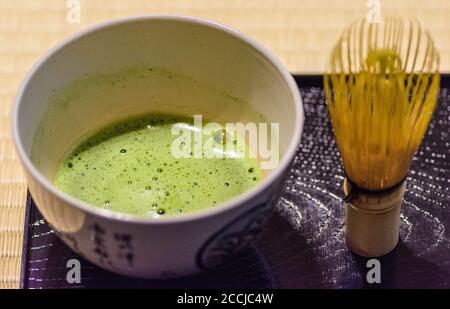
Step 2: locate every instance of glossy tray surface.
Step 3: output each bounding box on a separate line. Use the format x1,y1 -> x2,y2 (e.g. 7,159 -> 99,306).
21,75 -> 450,288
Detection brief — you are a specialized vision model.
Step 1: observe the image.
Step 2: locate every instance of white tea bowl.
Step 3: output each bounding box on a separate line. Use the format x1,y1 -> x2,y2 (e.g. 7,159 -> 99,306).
12,16 -> 303,278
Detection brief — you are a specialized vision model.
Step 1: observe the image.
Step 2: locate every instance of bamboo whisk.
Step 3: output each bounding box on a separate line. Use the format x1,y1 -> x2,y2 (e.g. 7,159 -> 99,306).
324,17 -> 440,257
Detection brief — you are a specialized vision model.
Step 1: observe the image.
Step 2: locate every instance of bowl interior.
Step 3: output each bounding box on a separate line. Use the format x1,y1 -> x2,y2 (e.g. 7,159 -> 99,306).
16,17 -> 299,190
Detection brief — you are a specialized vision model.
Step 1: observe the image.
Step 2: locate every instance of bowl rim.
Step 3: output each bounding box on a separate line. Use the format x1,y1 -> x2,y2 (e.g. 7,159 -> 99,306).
12,15 -> 304,225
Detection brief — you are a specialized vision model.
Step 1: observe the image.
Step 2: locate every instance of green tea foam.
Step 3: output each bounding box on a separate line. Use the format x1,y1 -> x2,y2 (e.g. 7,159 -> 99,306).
54,114 -> 263,217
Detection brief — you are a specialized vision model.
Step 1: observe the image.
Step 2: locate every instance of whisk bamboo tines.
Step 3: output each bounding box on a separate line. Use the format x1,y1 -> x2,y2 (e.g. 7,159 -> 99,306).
324,17 -> 440,257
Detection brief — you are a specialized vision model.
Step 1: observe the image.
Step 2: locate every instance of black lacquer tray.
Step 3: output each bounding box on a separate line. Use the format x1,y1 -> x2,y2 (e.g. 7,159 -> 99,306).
20,75 -> 450,289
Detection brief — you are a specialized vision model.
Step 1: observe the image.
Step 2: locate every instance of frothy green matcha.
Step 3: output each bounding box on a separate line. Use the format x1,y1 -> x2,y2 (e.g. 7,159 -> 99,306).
54,114 -> 263,217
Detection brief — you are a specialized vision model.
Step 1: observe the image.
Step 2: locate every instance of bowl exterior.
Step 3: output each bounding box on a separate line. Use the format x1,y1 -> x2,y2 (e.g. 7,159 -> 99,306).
25,160 -> 291,278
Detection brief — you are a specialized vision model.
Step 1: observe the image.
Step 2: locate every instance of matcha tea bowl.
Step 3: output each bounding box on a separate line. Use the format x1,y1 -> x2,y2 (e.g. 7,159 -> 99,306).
12,16 -> 303,278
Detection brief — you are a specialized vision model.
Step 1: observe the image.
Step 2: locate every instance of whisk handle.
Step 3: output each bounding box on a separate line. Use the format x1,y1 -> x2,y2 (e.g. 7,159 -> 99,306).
344,177 -> 405,257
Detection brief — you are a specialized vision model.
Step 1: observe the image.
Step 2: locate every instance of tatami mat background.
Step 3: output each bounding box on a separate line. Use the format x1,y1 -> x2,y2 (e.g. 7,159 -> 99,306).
0,0 -> 449,289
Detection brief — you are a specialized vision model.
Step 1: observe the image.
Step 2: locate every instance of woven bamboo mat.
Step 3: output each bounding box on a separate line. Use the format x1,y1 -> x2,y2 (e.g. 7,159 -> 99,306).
1,0 -> 449,289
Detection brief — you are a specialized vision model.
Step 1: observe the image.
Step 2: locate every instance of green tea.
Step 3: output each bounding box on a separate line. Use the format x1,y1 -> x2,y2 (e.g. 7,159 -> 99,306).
54,114 -> 263,217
